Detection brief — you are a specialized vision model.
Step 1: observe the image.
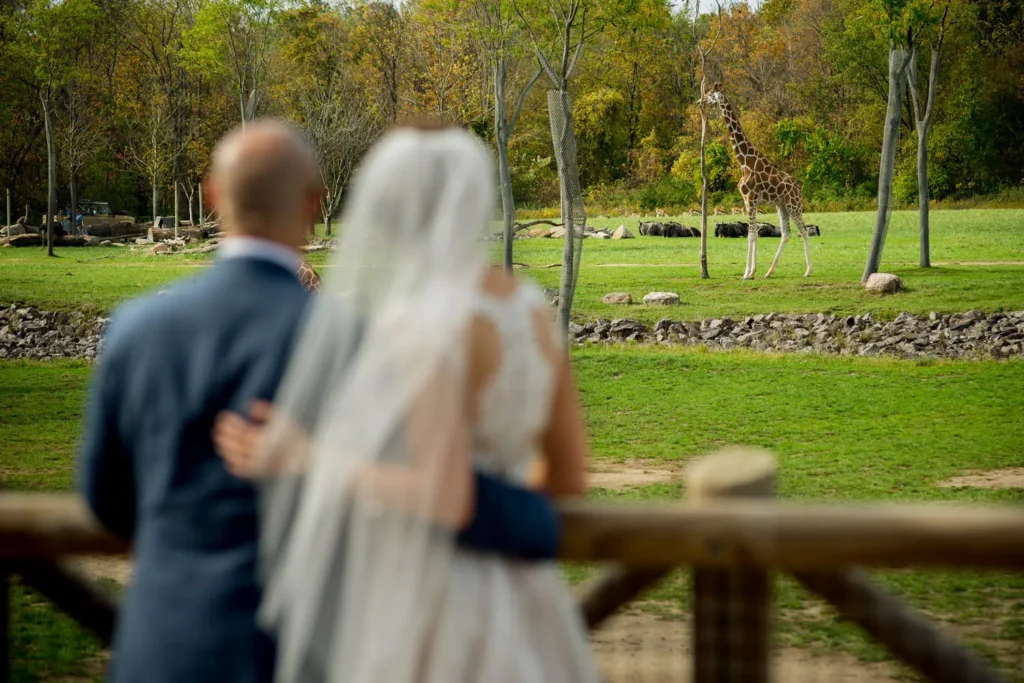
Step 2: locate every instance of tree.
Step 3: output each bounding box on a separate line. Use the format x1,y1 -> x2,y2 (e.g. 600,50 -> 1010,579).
513,0 -> 618,334
694,0 -> 724,280
907,2 -> 951,268
860,0 -> 937,281
57,82 -> 101,235
460,0 -> 541,271
122,93 -> 179,224
185,0 -> 279,126
352,1 -> 407,123
8,0 -> 98,255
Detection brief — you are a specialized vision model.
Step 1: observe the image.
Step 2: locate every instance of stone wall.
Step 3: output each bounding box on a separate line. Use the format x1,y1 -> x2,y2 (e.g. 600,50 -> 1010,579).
571,310 -> 1024,359
3,305 -> 1022,361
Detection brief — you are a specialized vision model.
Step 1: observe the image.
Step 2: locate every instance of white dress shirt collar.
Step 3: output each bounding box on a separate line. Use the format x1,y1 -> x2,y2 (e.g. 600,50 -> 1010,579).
218,236 -> 301,277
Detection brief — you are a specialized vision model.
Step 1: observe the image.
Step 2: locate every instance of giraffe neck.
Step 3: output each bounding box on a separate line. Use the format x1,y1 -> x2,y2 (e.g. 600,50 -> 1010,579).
720,98 -> 758,168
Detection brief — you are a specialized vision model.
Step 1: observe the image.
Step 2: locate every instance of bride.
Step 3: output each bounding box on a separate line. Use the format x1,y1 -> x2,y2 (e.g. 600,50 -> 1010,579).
212,124 -> 599,682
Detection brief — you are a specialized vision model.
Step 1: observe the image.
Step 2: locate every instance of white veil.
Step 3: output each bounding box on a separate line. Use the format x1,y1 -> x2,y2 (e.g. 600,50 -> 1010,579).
257,127 -> 494,683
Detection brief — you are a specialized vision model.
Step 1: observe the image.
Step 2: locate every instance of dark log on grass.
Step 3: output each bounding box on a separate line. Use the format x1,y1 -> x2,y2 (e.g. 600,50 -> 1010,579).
580,564 -> 673,630
513,219 -> 563,233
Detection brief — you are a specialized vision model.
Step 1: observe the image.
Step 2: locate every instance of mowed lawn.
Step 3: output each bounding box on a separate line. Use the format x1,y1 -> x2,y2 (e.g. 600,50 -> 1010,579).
1,209 -> 1023,322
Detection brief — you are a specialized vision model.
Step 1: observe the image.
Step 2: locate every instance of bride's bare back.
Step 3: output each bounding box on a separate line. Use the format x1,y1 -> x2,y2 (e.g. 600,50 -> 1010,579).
463,268 -> 587,498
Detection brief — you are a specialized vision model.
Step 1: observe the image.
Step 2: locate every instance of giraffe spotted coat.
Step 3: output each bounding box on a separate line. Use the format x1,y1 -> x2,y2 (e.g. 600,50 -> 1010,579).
705,83 -> 813,280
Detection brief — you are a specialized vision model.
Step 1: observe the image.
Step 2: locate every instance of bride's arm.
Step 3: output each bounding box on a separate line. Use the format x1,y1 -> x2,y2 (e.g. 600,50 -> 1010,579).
533,309 -> 588,498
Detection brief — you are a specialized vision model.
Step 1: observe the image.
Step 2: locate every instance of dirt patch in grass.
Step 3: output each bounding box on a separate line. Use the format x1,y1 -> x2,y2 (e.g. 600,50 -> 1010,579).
589,460 -> 685,490
932,260 -> 1024,266
70,556 -> 133,585
937,468 -> 1024,490
593,610 -> 900,682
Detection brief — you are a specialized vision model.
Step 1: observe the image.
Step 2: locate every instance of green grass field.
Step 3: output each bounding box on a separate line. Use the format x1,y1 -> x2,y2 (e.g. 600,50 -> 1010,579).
2,209 -> 1023,322
1,207 -> 1023,680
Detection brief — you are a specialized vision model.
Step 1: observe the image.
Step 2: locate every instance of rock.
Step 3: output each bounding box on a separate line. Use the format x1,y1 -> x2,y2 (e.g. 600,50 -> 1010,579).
150,243 -> 172,254
528,228 -> 553,238
550,227 -> 566,239
602,292 -> 633,305
100,240 -> 112,246
864,273 -> 904,294
611,225 -> 634,240
642,292 -> 680,305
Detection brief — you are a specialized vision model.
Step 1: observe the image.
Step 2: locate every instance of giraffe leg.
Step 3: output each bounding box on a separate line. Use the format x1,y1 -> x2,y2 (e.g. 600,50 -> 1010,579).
793,209 -> 812,277
764,204 -> 790,279
743,203 -> 758,280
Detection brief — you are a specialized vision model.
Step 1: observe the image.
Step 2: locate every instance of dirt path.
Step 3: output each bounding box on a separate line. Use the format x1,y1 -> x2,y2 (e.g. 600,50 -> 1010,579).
593,610 -> 900,682
589,460 -> 685,490
938,467 -> 1024,490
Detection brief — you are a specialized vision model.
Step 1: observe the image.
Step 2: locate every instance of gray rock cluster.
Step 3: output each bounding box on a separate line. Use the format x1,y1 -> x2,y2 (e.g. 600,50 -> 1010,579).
569,309 -> 1024,359
0,306 -> 107,360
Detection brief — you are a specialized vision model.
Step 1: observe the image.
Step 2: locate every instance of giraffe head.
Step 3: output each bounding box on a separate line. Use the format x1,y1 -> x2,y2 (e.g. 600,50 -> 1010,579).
702,82 -> 726,112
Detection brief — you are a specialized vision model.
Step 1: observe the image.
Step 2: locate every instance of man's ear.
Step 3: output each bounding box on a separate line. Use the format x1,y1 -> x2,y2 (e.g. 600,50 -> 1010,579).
203,177 -> 219,211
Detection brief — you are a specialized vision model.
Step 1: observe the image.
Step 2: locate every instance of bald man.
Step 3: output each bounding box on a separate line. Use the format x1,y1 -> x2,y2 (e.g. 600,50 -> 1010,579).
77,120 -> 560,683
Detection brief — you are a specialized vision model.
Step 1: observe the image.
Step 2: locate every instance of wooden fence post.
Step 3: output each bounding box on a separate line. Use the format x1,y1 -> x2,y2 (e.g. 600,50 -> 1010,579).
687,448 -> 776,683
0,565 -> 9,683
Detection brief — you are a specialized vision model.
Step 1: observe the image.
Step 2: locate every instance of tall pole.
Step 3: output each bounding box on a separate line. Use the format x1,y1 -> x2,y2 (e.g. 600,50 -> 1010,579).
5,188 -> 9,229
198,183 -> 204,228
173,181 -> 179,239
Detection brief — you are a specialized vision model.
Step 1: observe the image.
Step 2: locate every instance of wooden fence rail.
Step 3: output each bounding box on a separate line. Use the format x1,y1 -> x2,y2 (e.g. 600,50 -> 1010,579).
2,449 -> 1023,682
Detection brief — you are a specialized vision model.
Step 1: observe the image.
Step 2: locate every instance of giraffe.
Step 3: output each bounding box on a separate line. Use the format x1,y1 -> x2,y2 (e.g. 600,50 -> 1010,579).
704,83 -> 812,279
298,259 -> 322,292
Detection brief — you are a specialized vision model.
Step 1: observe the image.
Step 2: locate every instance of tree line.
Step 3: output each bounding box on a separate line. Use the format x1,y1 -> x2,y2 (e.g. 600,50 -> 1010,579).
1,0 -> 1021,228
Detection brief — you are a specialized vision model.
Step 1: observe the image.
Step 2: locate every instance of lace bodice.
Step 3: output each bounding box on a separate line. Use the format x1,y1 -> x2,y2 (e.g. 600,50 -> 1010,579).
470,280 -> 558,483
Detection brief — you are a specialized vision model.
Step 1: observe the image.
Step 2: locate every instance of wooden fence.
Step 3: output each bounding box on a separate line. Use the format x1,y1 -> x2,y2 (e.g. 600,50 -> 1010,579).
2,448 -> 1023,682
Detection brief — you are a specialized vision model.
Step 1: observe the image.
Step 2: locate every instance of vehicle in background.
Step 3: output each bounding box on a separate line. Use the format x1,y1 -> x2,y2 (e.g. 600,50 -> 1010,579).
77,201 -> 134,230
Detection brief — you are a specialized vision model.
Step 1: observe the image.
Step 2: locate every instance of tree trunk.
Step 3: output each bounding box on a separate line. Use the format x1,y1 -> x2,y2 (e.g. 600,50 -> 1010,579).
69,175 -> 78,237
917,128 -> 929,268
151,173 -> 159,226
862,48 -> 911,283
495,61 -> 515,273
173,181 -> 179,239
324,212 -> 332,237
699,110 -> 710,280
548,88 -> 586,337
42,95 -> 56,257
198,183 -> 204,227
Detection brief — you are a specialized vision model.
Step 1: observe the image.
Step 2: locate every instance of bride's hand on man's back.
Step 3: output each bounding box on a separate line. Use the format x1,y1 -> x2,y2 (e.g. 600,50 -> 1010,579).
213,401 -> 273,478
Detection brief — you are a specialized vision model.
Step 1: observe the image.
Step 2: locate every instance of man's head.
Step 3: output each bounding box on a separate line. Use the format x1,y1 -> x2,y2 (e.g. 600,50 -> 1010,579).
206,120 -> 322,250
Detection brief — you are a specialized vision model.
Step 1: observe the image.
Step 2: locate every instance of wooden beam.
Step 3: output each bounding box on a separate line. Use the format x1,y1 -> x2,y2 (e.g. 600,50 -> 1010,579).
689,448 -> 775,683
797,569 -> 1002,683
16,561 -> 118,645
4,493 -> 1024,570
579,565 -> 672,630
557,500 -> 1024,570
0,495 -> 128,558
0,565 -> 8,683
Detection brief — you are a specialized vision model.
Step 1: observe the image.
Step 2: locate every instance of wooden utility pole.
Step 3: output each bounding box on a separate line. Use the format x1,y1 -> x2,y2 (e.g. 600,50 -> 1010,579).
5,189 -> 10,229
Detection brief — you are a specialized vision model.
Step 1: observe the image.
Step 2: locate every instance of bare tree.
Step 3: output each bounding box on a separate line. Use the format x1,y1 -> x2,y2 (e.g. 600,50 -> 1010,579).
513,0 -> 611,335
862,46 -> 915,282
56,84 -> 101,235
358,1 -> 406,123
299,74 -> 380,237
123,95 -> 180,224
694,0 -> 724,280
907,4 -> 951,269
468,0 -> 541,272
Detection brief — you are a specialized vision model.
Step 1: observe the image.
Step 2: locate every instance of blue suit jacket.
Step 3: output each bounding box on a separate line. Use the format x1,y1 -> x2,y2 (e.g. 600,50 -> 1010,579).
77,257 -> 560,683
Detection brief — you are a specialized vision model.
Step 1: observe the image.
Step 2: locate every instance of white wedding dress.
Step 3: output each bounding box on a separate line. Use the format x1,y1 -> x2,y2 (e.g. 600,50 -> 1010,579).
415,281 -> 599,683
259,128 -> 598,683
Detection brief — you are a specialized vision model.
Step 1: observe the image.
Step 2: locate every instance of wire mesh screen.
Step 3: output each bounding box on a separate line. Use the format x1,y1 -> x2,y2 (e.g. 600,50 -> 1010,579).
547,88 -> 586,332
584,567 -> 1024,682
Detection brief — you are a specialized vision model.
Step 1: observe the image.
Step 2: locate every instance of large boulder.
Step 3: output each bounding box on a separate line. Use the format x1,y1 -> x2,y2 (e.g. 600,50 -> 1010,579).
611,225 -> 634,239
602,292 -> 633,305
865,273 -> 904,294
643,291 -> 680,305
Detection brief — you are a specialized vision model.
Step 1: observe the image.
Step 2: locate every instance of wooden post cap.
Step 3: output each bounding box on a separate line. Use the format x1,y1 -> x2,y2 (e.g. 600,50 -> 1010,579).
685,447 -> 777,503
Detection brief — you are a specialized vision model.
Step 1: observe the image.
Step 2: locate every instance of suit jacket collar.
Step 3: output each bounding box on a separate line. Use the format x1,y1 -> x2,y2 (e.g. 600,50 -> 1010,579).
218,236 -> 301,280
